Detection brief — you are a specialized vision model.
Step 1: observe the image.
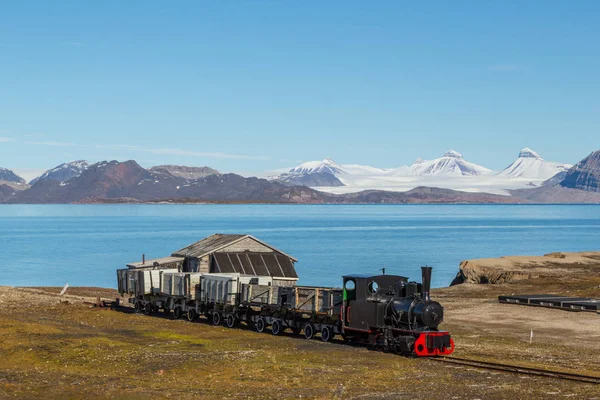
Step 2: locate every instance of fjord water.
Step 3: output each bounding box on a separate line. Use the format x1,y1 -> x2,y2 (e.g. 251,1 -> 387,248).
1,205 -> 599,289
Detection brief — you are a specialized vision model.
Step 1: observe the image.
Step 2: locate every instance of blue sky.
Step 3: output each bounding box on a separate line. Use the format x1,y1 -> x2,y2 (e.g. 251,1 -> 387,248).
1,1 -> 599,179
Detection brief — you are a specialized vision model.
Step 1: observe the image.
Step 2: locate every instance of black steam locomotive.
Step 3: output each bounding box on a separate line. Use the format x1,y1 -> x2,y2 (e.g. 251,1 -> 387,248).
340,266 -> 453,356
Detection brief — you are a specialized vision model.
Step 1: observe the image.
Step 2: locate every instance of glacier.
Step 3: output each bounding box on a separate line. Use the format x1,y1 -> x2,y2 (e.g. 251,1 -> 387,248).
271,149 -> 571,195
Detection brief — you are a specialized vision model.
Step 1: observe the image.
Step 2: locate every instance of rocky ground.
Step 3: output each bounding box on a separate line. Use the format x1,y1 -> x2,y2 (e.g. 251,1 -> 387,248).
451,251 -> 600,285
1,254 -> 600,400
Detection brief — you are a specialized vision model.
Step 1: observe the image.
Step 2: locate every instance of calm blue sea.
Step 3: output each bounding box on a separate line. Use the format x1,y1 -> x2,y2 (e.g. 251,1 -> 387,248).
1,205 -> 599,289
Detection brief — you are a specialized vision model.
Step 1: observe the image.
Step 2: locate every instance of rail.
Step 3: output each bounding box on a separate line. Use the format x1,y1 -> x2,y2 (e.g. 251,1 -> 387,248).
430,356 -> 600,385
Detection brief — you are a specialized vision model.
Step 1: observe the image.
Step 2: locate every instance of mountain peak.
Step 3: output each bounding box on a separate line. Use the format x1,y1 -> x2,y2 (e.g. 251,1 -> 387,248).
288,158 -> 345,175
30,160 -> 90,185
407,151 -> 489,176
0,167 -> 26,185
519,148 -> 543,160
560,150 -> 600,192
497,149 -> 570,179
443,150 -> 463,159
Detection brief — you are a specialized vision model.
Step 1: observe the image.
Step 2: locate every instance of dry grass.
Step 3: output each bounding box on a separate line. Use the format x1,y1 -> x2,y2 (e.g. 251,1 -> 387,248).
0,285 -> 599,399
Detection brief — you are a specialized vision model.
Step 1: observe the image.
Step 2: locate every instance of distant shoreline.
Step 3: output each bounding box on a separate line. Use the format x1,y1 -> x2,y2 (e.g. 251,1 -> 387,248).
2,201 -> 600,205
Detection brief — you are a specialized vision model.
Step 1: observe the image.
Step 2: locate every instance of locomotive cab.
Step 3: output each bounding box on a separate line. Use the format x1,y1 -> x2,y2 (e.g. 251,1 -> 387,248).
342,274 -> 408,331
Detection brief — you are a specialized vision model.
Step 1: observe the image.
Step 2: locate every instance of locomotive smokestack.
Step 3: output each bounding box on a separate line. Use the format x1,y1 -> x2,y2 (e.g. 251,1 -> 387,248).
421,266 -> 432,301
142,254 -> 145,265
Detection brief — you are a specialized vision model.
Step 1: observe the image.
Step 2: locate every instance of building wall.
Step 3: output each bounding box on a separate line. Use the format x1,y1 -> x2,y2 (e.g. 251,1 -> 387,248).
199,256 -> 210,273
218,237 -> 272,253
273,278 -> 297,287
160,261 -> 183,271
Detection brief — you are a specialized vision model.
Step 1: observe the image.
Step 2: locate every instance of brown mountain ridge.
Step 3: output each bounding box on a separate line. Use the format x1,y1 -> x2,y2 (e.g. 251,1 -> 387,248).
5,150 -> 600,204
3,159 -> 520,204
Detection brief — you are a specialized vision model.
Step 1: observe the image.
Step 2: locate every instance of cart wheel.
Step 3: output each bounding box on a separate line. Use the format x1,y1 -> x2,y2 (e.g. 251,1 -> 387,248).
173,306 -> 182,319
212,312 -> 221,326
226,314 -> 236,328
256,317 -> 267,333
321,326 -> 333,342
271,320 -> 283,335
143,304 -> 153,315
134,301 -> 143,313
187,309 -> 197,322
304,323 -> 315,340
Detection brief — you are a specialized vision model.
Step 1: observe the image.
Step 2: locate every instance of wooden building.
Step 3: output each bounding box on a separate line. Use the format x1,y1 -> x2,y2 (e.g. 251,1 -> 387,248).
171,234 -> 298,286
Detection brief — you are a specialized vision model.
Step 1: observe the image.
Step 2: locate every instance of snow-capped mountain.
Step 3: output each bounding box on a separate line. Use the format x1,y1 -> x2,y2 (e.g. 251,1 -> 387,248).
277,158 -> 392,187
30,160 -> 90,185
398,150 -> 492,177
0,167 -> 25,184
277,151 -> 492,188
283,158 -> 391,178
277,158 -> 346,187
273,149 -> 574,194
287,158 -> 347,176
496,148 -> 571,180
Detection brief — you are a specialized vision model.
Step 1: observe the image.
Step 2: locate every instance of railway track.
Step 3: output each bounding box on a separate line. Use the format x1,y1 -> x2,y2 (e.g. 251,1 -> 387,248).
431,356 -> 600,385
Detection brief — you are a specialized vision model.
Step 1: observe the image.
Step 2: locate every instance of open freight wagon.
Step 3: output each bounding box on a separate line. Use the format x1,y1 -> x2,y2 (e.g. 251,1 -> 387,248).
118,269 -> 344,341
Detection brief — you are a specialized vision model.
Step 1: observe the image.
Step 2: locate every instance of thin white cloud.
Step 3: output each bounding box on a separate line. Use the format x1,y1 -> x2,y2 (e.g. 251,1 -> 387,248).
488,64 -> 525,72
0,137 -> 15,142
25,141 -> 77,147
95,144 -> 271,161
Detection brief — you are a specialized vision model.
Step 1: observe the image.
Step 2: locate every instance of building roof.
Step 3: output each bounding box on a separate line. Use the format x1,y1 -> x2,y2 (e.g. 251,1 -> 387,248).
171,233 -> 298,262
213,252 -> 298,279
127,256 -> 185,269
